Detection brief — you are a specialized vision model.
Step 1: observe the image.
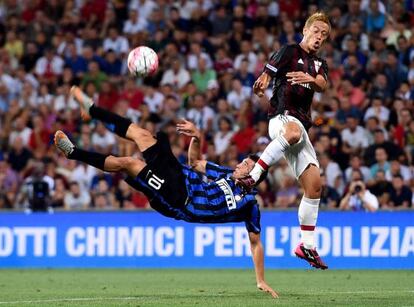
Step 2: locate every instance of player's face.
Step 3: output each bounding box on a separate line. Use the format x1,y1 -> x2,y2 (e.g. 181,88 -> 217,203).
303,21 -> 330,53
233,158 -> 255,179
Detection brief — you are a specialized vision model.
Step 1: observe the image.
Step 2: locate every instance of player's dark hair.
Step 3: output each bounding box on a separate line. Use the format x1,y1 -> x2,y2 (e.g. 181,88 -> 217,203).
248,154 -> 268,185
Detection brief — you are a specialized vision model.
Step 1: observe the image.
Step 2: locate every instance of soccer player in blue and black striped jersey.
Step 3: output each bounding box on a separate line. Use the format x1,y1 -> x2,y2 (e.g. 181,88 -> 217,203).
54,86 -> 277,298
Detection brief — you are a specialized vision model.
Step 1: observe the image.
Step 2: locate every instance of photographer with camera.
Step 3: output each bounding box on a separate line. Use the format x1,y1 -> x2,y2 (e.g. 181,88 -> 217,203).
339,180 -> 379,212
17,162 -> 53,212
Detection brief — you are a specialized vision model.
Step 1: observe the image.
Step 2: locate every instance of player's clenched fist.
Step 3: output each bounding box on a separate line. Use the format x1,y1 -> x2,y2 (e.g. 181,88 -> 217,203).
253,72 -> 271,97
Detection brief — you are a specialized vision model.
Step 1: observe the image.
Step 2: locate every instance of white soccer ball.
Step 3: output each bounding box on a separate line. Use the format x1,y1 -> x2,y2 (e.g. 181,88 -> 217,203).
127,46 -> 159,77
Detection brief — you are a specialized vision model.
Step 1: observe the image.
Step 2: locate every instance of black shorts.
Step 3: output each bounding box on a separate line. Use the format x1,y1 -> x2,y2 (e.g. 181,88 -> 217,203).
124,132 -> 188,210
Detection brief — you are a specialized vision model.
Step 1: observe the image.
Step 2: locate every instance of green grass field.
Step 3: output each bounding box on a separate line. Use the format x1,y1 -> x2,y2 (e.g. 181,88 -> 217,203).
0,269 -> 413,306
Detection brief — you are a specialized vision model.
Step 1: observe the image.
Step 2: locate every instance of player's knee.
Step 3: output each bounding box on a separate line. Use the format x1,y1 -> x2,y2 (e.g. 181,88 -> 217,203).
305,178 -> 322,199
129,124 -> 152,139
120,157 -> 136,171
283,123 -> 302,145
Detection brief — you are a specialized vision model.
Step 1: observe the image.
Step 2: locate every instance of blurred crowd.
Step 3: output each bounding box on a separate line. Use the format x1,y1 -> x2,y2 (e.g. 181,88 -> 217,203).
0,0 -> 413,211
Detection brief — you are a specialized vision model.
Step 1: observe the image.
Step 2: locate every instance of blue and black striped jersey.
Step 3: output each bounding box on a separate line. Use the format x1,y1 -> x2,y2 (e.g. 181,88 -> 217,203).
180,162 -> 261,233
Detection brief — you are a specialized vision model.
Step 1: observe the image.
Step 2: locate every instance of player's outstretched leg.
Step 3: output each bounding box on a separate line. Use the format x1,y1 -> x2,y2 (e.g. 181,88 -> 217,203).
237,121 -> 297,190
71,86 -> 156,152
294,164 -> 327,270
54,130 -> 144,176
71,86 -> 132,138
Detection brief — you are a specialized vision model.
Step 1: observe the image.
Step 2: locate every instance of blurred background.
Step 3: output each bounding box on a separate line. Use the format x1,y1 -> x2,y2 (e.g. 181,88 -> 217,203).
0,0 -> 413,213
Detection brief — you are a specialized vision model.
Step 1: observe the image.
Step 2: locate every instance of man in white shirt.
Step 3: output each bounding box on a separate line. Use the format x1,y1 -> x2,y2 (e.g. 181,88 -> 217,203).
54,84 -> 79,113
144,86 -> 165,113
35,48 -> 64,79
64,181 -> 91,210
160,57 -> 191,91
186,93 -> 215,131
8,116 -> 32,147
319,152 -> 344,194
187,42 -> 213,71
345,155 -> 372,183
173,0 -> 198,20
385,160 -> 412,183
341,115 -> 369,153
226,78 -> 252,109
103,27 -> 129,56
233,40 -> 258,73
91,122 -> 116,154
123,10 -> 148,35
363,96 -> 390,126
340,180 -> 379,212
129,0 -> 158,20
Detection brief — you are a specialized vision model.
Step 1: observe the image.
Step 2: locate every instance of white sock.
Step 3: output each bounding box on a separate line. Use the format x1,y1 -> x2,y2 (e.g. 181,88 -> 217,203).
250,135 -> 290,181
298,196 -> 320,249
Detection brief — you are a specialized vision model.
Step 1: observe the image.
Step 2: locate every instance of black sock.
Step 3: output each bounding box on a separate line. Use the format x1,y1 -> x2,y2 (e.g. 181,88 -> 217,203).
68,148 -> 108,170
89,105 -> 132,138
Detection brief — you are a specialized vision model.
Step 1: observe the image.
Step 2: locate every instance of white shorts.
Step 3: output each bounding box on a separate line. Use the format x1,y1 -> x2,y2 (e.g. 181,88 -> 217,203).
268,114 -> 319,179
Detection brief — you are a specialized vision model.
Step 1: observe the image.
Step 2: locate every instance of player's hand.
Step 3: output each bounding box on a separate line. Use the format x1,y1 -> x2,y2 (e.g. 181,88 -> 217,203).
286,71 -> 315,85
253,73 -> 270,97
176,119 -> 201,139
257,281 -> 279,299
253,79 -> 265,97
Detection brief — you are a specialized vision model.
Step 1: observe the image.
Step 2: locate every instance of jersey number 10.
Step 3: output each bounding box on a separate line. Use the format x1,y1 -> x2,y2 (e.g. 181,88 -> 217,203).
148,174 -> 165,190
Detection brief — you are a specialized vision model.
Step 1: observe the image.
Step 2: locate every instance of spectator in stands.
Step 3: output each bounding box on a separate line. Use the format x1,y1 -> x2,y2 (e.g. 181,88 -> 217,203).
64,181 -> 91,210
186,93 -> 214,132
370,169 -> 393,208
363,96 -> 390,127
160,57 -> 191,92
364,129 -> 404,166
319,152 -> 344,195
103,26 -> 129,56
115,180 -> 134,209
387,175 -> 413,209
81,62 -> 108,91
345,155 -> 371,184
92,178 -> 116,209
192,57 -> 217,92
320,172 -> 340,209
50,177 -> 67,208
187,42 -> 212,71
123,10 -> 148,36
210,4 -> 232,36
365,0 -> 386,34
275,175 -> 300,208
386,160 -> 412,184
341,115 -> 369,155
339,180 -> 379,212
34,48 -> 64,84
214,116 -> 235,156
370,147 -> 391,178
234,40 -> 258,73
227,78 -> 251,110
364,116 -> 386,145
91,122 -> 116,155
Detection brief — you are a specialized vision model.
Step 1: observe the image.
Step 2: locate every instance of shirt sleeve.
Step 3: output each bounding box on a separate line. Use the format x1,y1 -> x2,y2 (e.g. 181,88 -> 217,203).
245,204 -> 261,234
263,45 -> 292,78
205,161 -> 233,180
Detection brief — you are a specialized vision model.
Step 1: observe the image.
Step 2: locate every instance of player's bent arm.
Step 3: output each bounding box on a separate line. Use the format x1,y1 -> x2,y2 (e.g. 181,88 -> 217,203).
249,232 -> 278,298
311,74 -> 328,92
188,136 -> 207,174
